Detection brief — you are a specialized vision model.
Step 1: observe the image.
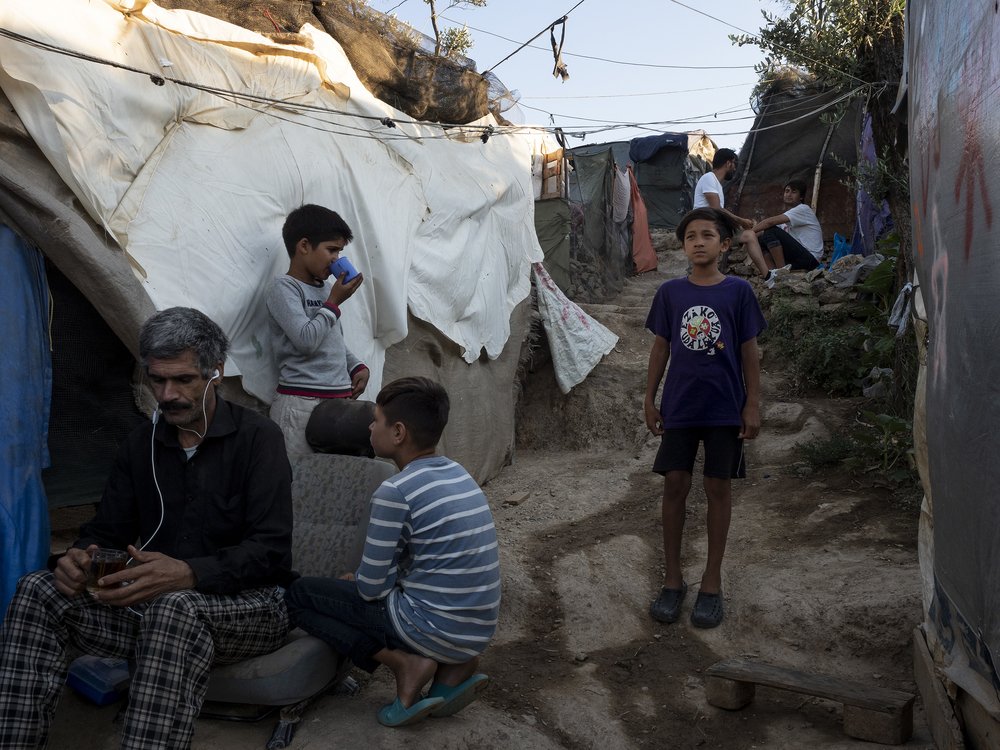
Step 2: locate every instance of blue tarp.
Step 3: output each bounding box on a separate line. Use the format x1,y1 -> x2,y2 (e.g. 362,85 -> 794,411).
628,133 -> 688,164
1,225 -> 52,618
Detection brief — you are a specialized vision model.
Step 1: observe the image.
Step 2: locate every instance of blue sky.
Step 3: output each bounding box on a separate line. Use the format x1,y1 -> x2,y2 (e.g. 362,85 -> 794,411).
379,0 -> 785,150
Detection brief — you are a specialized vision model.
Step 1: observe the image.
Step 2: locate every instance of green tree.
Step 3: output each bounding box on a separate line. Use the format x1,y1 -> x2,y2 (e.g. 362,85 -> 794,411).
734,1 -> 914,416
732,0 -> 908,272
424,0 -> 486,58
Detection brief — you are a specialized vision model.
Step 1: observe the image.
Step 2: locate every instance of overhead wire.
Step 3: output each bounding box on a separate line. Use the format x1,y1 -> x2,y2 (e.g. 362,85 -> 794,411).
664,0 -> 869,86
520,81 -> 762,99
520,84 -> 865,139
0,23 -> 868,143
439,14 -> 756,70
384,0 -> 412,14
518,87 -> 848,127
480,0 -> 586,75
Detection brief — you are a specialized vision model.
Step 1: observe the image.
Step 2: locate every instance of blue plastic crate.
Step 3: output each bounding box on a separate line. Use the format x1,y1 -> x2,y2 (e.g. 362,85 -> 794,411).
66,655 -> 130,706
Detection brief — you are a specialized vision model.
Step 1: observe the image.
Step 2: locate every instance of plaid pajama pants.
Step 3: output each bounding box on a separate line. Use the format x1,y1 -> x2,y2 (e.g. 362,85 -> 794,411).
0,570 -> 290,750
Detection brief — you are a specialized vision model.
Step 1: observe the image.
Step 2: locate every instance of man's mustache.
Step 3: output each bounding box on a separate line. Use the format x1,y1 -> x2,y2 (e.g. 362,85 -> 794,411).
159,401 -> 194,412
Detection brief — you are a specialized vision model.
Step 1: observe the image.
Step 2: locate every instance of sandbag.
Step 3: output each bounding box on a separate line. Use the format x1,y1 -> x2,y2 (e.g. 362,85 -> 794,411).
305,399 -> 376,457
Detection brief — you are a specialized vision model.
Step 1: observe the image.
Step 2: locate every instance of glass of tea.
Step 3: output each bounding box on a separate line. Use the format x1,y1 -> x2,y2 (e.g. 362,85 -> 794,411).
87,549 -> 129,593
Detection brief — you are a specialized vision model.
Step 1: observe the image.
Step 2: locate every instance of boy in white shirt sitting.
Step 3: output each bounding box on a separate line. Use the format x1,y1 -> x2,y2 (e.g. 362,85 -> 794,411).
752,178 -> 824,275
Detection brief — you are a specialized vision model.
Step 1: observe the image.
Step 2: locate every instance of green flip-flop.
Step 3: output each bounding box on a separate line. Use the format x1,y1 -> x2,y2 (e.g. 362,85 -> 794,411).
377,696 -> 444,727
427,673 -> 490,717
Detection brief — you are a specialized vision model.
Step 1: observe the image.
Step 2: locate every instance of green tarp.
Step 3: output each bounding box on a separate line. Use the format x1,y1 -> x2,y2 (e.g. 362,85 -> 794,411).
634,145 -> 691,229
533,199 -> 571,293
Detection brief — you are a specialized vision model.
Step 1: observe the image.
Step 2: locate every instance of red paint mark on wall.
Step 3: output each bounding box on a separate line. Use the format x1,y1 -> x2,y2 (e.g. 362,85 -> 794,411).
954,31 -> 995,258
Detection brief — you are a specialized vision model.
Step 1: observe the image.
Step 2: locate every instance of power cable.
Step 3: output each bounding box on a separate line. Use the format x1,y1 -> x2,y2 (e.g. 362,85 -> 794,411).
524,84 -> 864,139
664,0 -> 869,86
703,85 -> 864,136
481,0 -> 586,75
520,81 -> 762,100
384,0 -> 412,14
519,87 -> 839,126
439,15 -> 756,70
0,23 -> 868,144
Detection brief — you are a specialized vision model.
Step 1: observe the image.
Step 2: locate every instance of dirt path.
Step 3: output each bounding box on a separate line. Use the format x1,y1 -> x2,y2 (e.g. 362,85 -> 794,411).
48,239 -> 932,749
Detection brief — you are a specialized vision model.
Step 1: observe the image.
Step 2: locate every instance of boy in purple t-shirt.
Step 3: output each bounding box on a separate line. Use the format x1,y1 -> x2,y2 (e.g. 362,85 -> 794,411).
643,207 -> 767,628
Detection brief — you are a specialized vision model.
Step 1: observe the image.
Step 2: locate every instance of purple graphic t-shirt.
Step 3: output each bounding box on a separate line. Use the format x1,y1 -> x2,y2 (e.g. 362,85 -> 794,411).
645,276 -> 767,428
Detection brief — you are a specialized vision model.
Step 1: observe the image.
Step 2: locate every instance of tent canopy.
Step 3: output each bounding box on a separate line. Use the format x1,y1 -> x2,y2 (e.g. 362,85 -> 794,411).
628,133 -> 688,164
0,0 -> 547,487
733,76 -> 860,242
0,0 -> 544,405
626,131 -> 715,230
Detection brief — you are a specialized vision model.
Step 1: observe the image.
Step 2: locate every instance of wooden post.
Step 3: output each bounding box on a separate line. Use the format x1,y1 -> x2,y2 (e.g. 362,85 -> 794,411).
540,147 -> 564,201
732,94 -> 771,215
811,121 -> 837,213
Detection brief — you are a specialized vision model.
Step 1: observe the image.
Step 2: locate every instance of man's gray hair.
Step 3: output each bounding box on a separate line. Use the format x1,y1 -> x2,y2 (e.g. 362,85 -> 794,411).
139,307 -> 230,378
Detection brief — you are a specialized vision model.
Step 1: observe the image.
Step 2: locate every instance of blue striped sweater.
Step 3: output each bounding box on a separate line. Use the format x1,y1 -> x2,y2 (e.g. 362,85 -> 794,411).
355,456 -> 500,663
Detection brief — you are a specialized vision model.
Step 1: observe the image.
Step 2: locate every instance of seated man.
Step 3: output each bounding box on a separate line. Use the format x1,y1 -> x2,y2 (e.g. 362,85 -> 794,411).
753,178 -> 824,275
693,148 -> 769,278
285,376 -> 500,728
0,307 -> 297,750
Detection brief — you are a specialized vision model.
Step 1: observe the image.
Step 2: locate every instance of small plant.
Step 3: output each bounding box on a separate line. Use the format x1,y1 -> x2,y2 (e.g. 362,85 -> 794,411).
764,230 -> 921,488
760,291 -> 862,395
439,25 -> 474,58
844,410 -> 915,485
795,431 -> 861,469
836,148 -> 910,205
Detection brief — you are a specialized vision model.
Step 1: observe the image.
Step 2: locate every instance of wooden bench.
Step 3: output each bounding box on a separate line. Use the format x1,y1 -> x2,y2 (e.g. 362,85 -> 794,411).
705,659 -> 916,745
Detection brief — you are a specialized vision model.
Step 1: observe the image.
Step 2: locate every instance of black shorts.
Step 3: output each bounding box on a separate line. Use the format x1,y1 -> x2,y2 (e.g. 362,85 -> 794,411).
759,226 -> 821,270
652,426 -> 746,479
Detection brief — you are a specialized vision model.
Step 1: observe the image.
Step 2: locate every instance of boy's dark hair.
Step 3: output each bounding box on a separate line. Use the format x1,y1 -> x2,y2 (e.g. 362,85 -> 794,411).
675,207 -> 737,244
712,148 -> 738,169
783,179 -> 809,202
376,376 -> 450,450
282,204 -> 354,259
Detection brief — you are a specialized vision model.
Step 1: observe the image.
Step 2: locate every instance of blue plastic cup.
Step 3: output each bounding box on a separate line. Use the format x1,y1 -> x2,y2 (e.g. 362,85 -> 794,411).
329,257 -> 360,283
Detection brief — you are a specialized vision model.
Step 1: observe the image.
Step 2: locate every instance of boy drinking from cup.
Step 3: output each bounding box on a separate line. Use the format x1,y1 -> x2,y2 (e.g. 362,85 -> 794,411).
267,204 -> 370,454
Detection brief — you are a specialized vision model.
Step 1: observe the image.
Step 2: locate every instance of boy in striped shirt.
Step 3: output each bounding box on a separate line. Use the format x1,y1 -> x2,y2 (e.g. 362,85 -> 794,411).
285,377 -> 500,726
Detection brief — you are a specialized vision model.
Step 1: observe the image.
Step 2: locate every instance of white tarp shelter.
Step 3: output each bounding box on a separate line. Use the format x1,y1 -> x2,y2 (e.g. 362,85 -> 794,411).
0,0 -> 544,406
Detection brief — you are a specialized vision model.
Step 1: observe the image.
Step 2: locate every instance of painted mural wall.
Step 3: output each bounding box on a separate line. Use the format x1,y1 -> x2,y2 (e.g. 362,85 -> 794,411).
908,0 -> 1000,704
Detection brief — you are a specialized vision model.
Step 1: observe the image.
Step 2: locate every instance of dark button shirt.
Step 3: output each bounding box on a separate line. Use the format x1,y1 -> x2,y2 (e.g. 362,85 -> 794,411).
73,396 -> 298,594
